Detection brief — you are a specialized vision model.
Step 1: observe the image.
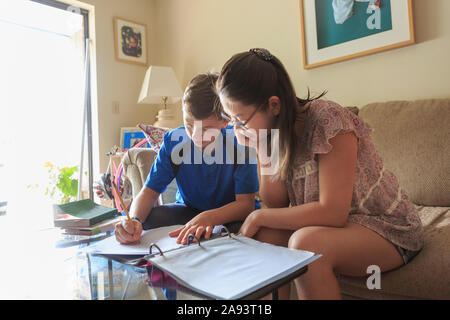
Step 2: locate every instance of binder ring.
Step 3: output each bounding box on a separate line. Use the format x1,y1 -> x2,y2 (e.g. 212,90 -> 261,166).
220,225 -> 233,238
187,234 -> 202,247
149,243 -> 164,256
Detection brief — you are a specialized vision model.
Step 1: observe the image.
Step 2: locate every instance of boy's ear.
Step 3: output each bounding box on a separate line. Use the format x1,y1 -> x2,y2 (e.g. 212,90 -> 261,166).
268,96 -> 281,116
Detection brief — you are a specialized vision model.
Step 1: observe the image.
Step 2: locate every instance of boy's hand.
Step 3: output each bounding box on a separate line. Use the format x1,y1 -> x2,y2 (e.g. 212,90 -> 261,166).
168,211 -> 217,245
114,217 -> 143,244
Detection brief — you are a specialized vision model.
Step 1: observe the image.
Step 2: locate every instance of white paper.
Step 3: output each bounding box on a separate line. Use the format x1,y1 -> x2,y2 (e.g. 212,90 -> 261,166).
86,225 -> 184,256
85,224 -> 227,256
149,235 -> 321,300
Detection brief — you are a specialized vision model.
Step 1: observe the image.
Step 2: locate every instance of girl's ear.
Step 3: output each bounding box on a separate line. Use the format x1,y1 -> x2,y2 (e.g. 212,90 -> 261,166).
268,96 -> 281,116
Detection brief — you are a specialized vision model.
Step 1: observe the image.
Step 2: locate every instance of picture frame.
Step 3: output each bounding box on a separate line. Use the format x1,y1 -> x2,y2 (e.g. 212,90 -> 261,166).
120,127 -> 150,151
299,0 -> 415,69
113,16 -> 148,66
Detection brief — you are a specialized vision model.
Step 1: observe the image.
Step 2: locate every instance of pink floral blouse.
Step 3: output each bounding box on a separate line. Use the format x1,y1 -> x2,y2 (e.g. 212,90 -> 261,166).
286,99 -> 424,251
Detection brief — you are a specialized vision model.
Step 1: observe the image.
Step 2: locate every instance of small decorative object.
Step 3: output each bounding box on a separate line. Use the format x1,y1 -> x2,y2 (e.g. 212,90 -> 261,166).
299,0 -> 414,69
120,127 -> 150,151
138,66 -> 183,128
114,16 -> 148,66
137,124 -> 170,153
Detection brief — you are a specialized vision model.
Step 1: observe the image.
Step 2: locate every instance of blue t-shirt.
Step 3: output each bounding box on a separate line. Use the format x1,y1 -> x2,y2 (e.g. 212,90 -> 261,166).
145,126 -> 260,211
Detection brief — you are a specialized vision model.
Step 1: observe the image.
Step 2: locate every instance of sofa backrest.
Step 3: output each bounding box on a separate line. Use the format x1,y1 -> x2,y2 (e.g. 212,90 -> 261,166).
358,99 -> 450,206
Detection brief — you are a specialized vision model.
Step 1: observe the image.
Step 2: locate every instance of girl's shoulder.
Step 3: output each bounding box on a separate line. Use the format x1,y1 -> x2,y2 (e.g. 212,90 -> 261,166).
307,99 -> 368,128
307,99 -> 349,119
304,99 -> 374,154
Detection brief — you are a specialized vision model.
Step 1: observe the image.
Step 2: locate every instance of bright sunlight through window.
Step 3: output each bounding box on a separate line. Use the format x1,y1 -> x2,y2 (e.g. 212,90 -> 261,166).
0,0 -> 87,230
0,1 -> 89,299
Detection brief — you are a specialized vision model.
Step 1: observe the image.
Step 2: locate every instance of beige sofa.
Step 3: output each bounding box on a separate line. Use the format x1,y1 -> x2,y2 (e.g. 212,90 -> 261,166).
121,98 -> 450,300
338,98 -> 450,300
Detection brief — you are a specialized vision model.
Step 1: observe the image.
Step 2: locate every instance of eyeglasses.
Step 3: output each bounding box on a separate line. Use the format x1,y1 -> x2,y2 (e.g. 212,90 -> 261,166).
221,104 -> 262,131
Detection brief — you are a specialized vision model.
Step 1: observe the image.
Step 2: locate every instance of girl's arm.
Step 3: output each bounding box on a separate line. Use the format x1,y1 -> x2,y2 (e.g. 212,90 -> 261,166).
242,132 -> 358,235
258,165 -> 290,208
257,135 -> 290,208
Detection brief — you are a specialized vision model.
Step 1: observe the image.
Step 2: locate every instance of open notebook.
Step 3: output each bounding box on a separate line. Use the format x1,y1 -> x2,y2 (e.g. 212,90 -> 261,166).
86,225 -> 321,300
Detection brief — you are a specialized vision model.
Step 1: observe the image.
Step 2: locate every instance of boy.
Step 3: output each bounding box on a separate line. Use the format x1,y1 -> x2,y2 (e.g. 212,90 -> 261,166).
114,73 -> 259,245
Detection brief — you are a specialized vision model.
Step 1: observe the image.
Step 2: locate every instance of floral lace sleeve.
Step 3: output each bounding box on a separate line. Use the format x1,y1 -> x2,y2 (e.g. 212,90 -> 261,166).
309,100 -> 374,155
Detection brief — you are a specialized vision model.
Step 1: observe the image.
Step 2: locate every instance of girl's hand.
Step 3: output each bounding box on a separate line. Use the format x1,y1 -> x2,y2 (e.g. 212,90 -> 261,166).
168,210 -> 217,245
239,210 -> 263,238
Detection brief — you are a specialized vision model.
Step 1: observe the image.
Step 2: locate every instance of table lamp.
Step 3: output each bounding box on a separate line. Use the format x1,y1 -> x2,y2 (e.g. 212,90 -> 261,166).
138,66 -> 183,128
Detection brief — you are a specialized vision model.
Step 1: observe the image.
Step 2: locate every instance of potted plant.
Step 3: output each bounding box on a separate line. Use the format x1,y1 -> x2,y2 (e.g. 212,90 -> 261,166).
44,162 -> 79,204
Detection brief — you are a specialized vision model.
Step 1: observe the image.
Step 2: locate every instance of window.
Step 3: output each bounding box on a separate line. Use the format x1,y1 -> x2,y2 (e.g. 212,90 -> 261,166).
0,0 -> 94,230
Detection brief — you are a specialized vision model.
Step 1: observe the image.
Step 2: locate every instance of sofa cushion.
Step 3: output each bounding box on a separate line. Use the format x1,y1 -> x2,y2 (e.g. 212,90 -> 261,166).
338,205 -> 450,299
358,99 -> 450,206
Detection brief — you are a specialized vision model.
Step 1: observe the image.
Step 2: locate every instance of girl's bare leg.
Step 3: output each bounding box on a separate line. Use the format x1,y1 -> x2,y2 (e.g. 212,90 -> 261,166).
288,222 -> 404,300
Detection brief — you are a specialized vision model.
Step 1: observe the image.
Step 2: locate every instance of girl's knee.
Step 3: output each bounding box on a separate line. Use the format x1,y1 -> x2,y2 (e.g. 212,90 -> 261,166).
288,226 -> 328,252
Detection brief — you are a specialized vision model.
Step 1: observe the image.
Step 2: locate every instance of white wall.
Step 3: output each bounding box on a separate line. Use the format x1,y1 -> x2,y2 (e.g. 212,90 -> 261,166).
82,0 -> 158,173
81,0 -> 450,173
151,0 -> 450,126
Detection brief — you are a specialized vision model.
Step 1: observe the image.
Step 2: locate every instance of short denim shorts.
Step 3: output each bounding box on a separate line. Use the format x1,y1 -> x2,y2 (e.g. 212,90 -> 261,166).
394,245 -> 421,265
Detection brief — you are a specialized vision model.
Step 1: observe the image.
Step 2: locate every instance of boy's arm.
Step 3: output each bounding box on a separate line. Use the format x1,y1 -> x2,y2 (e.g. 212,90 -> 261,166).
169,193 -> 255,244
200,193 -> 255,226
130,186 -> 160,223
114,186 -> 160,244
115,131 -> 180,244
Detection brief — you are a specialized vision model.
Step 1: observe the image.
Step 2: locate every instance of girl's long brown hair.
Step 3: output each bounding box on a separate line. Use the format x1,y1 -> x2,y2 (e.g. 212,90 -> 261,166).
216,50 -> 326,180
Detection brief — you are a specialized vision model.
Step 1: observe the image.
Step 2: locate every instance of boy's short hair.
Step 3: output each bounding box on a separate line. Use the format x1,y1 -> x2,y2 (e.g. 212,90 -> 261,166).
182,72 -> 222,120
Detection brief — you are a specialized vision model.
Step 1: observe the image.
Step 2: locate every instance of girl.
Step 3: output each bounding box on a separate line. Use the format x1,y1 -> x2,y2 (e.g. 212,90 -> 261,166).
215,48 -> 423,300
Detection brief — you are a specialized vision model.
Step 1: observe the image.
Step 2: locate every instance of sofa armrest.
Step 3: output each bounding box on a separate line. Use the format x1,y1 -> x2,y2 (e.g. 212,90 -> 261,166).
121,148 -> 157,200
121,148 -> 178,205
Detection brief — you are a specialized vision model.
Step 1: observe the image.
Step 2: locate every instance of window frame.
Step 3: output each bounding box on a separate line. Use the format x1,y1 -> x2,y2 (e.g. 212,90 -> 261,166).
31,0 -> 94,200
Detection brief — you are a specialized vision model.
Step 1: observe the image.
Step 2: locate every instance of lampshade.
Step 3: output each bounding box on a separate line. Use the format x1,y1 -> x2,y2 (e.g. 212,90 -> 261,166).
138,66 -> 183,104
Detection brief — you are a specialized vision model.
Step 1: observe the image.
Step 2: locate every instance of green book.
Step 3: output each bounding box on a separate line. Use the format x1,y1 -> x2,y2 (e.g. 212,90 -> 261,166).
53,199 -> 118,228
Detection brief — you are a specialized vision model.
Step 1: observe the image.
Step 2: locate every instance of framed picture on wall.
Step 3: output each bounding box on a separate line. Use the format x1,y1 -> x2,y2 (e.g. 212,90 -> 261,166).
113,16 -> 148,66
299,0 -> 415,69
120,127 -> 150,151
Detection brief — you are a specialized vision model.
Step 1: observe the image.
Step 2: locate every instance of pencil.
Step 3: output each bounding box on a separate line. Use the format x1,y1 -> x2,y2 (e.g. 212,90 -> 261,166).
111,180 -> 131,221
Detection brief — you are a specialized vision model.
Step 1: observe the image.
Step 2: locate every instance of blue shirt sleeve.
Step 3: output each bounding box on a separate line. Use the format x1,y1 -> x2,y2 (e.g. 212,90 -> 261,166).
144,132 -> 176,194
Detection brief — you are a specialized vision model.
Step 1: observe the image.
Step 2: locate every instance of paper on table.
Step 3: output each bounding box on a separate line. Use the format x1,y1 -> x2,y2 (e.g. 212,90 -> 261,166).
85,224 -> 227,256
86,225 -> 184,256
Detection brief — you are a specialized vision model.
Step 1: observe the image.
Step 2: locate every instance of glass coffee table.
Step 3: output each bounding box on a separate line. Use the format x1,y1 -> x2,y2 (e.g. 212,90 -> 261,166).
39,228 -> 205,300
75,251 -> 206,300
81,251 -> 308,300
0,226 -> 307,300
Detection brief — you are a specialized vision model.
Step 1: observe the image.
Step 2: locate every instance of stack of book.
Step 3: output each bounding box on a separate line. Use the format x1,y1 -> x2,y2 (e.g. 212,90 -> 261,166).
53,199 -> 121,236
